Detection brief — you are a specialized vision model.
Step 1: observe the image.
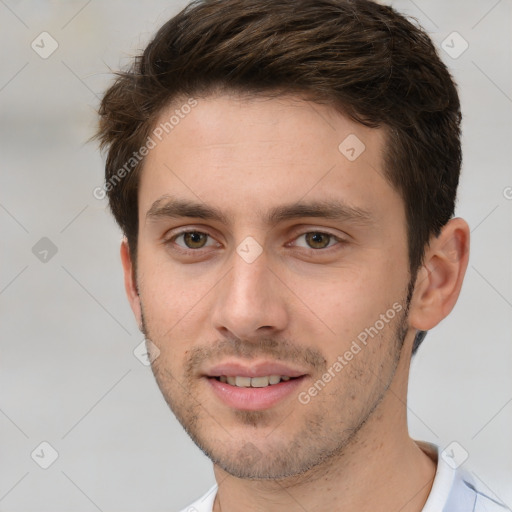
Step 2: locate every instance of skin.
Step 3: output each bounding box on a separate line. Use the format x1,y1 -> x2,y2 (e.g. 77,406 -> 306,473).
120,92 -> 470,512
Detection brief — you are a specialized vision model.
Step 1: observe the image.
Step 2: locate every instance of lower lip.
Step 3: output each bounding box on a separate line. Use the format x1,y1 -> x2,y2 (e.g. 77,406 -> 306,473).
207,376 -> 306,411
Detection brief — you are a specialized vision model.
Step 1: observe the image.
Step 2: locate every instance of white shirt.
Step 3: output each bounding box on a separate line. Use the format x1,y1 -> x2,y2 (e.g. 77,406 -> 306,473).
178,441 -> 509,512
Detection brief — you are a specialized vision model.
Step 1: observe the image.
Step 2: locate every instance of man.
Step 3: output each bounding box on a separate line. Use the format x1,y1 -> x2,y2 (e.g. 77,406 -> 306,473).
94,0 -> 508,510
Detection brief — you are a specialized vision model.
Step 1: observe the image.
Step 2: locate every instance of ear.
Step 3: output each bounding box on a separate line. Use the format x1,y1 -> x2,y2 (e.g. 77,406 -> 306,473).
120,238 -> 142,329
408,217 -> 470,332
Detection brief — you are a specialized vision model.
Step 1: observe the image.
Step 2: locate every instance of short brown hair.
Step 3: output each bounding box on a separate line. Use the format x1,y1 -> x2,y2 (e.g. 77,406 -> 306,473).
95,0 -> 462,354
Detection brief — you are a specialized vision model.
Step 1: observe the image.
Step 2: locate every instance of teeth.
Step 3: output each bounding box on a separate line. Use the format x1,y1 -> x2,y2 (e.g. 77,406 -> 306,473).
235,376 -> 251,387
218,375 -> 292,387
251,376 -> 270,388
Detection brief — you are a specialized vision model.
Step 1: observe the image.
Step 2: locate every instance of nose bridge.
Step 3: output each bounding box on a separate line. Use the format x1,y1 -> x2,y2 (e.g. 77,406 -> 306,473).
231,246 -> 269,302
211,242 -> 288,338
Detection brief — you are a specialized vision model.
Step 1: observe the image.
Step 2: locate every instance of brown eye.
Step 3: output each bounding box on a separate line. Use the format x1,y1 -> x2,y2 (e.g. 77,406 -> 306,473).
304,232 -> 332,249
181,231 -> 209,249
167,230 -> 216,252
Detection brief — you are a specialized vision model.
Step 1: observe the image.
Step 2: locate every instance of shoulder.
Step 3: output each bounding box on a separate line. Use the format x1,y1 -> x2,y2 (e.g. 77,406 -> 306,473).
177,484 -> 218,512
453,474 -> 510,512
415,440 -> 510,512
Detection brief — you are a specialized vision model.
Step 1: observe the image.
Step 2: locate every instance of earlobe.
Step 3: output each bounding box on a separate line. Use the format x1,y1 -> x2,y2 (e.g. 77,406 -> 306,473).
408,217 -> 470,332
120,238 -> 142,328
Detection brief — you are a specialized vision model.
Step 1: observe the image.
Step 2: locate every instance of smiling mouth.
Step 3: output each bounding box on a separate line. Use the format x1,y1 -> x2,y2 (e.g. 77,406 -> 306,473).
207,373 -> 307,410
212,375 -> 297,388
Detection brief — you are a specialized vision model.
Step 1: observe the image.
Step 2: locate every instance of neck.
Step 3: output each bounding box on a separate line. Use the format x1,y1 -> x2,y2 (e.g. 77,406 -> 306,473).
212,348 -> 437,512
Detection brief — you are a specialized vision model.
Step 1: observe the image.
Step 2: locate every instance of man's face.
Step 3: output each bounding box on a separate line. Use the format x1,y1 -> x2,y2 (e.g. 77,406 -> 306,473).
130,93 -> 415,478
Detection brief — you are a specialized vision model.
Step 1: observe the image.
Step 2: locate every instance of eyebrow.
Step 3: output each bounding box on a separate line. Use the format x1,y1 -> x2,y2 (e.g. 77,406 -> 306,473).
145,195 -> 374,227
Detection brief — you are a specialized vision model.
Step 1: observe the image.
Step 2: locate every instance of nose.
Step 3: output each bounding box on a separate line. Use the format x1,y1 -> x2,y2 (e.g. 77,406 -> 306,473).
211,246 -> 289,341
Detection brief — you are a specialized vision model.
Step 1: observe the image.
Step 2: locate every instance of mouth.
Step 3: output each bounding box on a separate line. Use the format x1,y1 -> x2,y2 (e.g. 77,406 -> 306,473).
204,361 -> 308,411
206,375 -> 307,411
213,375 -> 294,387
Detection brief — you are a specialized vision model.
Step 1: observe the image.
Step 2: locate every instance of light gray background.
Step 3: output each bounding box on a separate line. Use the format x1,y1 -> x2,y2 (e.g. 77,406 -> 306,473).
1,1 -> 511,511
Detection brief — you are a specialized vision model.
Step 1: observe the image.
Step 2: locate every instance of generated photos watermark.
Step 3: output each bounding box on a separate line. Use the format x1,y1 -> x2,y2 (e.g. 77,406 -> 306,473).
298,302 -> 403,405
93,97 -> 198,200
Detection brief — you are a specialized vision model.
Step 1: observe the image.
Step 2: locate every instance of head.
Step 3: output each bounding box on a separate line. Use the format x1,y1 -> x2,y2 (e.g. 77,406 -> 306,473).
95,0 -> 469,480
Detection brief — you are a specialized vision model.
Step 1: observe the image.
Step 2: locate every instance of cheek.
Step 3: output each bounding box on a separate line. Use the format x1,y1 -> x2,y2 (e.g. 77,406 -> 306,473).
137,257 -> 201,339
302,262 -> 406,351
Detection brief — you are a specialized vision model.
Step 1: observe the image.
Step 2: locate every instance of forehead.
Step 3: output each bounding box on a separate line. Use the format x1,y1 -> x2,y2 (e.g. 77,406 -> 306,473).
138,93 -> 402,229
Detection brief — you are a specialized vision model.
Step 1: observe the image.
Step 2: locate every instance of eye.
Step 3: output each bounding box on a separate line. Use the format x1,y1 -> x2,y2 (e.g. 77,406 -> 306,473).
167,230 -> 218,251
292,231 -> 342,250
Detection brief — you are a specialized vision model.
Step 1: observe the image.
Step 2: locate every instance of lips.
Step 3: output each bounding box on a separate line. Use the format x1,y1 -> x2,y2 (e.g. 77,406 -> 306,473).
218,375 -> 291,387
207,375 -> 306,410
205,360 -> 307,379
203,360 -> 308,410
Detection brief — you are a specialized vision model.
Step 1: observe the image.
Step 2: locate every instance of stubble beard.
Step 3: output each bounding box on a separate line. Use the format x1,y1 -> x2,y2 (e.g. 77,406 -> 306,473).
139,282 -> 413,481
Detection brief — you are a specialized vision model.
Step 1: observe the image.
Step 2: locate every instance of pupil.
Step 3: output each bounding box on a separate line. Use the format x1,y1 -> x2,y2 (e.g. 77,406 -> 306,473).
308,232 -> 328,249
186,232 -> 205,248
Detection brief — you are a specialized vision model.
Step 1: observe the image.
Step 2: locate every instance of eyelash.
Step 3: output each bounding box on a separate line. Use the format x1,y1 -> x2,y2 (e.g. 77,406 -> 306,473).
164,229 -> 345,255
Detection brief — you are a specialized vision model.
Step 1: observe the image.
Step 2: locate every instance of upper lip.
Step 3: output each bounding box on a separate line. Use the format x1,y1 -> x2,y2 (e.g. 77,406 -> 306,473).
204,360 -> 308,378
